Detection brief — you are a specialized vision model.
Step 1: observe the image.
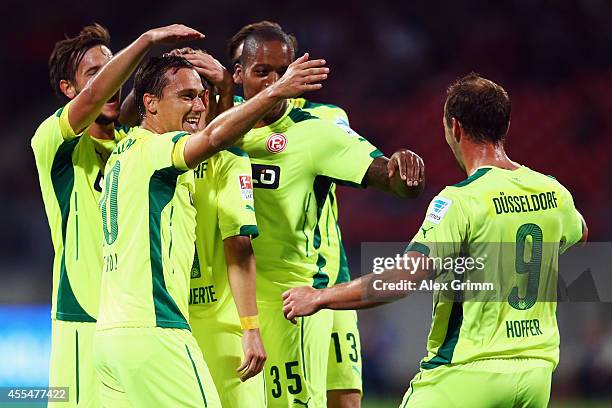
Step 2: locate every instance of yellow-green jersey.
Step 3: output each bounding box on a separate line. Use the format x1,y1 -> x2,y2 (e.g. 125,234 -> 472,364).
235,101 -> 383,301
292,98 -> 352,286
406,166 -> 584,369
189,148 -> 258,319
235,95 -> 353,285
31,102 -> 126,322
97,127 -> 195,330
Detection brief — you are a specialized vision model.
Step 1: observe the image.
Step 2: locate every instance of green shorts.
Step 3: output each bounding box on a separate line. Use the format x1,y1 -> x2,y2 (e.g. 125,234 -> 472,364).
400,358 -> 553,408
326,310 -> 362,393
93,327 -> 221,408
191,309 -> 265,408
259,301 -> 333,408
49,320 -> 99,407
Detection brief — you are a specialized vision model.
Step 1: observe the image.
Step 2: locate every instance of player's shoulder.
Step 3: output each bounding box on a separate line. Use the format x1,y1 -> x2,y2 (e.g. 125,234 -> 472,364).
140,129 -> 188,146
288,107 -> 342,133
32,107 -> 64,142
210,146 -> 250,169
524,166 -> 575,201
301,99 -> 346,114
440,167 -> 494,201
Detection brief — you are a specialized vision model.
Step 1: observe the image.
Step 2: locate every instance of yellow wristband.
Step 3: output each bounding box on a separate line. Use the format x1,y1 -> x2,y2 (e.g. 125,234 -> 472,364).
240,315 -> 260,330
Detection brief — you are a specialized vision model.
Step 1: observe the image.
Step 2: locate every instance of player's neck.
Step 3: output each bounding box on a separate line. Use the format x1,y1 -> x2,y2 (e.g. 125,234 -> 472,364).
87,122 -> 115,140
140,117 -> 165,135
255,100 -> 287,128
463,142 -> 519,176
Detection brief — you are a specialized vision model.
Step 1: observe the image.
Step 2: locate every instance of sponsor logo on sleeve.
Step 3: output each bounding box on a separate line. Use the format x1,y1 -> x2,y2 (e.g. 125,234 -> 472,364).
425,196 -> 452,224
266,133 -> 287,153
238,175 -> 253,200
334,117 -> 365,141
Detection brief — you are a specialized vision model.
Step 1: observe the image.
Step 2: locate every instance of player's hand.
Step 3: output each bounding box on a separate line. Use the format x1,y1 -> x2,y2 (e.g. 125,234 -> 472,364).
165,47 -> 197,57
182,51 -> 233,91
144,24 -> 204,46
237,329 -> 267,382
270,53 -> 328,98
282,286 -> 321,324
388,149 -> 425,187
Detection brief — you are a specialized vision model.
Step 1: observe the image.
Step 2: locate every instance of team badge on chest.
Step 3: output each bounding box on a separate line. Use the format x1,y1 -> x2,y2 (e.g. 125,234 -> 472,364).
266,133 -> 287,153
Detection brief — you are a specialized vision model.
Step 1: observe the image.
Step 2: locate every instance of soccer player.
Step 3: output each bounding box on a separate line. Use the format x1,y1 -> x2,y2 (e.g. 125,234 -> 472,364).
115,47 -> 268,406
171,48 -> 268,407
31,23 -> 132,407
229,22 -> 367,408
92,31 -> 328,407
232,25 -> 424,408
282,73 -> 588,408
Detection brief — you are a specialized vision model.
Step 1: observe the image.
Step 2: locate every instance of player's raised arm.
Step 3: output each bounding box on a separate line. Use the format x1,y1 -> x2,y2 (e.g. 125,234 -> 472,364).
365,150 -> 425,198
183,53 -> 328,168
68,24 -> 204,134
282,250 -> 433,323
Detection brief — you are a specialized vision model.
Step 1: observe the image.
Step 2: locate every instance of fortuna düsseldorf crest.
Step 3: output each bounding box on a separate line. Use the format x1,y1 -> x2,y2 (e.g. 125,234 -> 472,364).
266,133 -> 287,153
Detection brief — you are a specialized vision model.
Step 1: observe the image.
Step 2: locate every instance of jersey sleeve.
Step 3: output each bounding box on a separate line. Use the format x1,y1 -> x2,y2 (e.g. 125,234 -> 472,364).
308,120 -> 383,187
216,148 -> 259,239
330,107 -> 350,127
558,187 -> 584,253
58,101 -> 80,141
142,131 -> 190,171
405,189 -> 469,262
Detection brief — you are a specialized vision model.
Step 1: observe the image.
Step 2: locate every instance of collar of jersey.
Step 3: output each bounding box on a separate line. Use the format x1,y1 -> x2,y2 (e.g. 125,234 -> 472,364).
248,100 -> 296,137
470,164 -> 524,176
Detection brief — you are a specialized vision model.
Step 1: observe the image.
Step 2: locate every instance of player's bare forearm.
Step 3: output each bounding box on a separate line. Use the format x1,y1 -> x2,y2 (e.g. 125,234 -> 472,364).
283,251 -> 433,321
69,24 -> 204,134
224,235 -> 267,381
366,154 -> 425,198
317,279 -> 384,310
224,236 -> 258,318
118,89 -> 139,127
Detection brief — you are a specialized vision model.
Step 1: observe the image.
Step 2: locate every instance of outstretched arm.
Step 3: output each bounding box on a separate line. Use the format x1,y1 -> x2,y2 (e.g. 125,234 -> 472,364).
224,236 -> 266,381
365,150 -> 425,198
67,24 -> 204,134
282,251 -> 432,322
183,53 -> 328,168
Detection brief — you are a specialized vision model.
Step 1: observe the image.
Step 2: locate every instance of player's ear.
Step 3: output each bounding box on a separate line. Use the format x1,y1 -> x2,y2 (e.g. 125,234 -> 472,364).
59,80 -> 77,99
143,93 -> 158,115
451,117 -> 462,143
234,64 -> 243,84
202,89 -> 210,111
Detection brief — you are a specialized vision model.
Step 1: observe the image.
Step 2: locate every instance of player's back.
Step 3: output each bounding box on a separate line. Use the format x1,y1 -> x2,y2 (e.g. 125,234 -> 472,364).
411,165 -> 583,369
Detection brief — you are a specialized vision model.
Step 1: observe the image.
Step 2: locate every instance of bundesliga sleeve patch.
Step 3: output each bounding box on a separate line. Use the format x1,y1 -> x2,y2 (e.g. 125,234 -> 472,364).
335,117 -> 361,138
425,196 -> 452,224
239,175 -> 253,200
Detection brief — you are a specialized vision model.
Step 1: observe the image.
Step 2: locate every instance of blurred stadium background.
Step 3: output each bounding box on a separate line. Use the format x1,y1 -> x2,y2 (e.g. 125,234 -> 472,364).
1,0 -> 611,406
